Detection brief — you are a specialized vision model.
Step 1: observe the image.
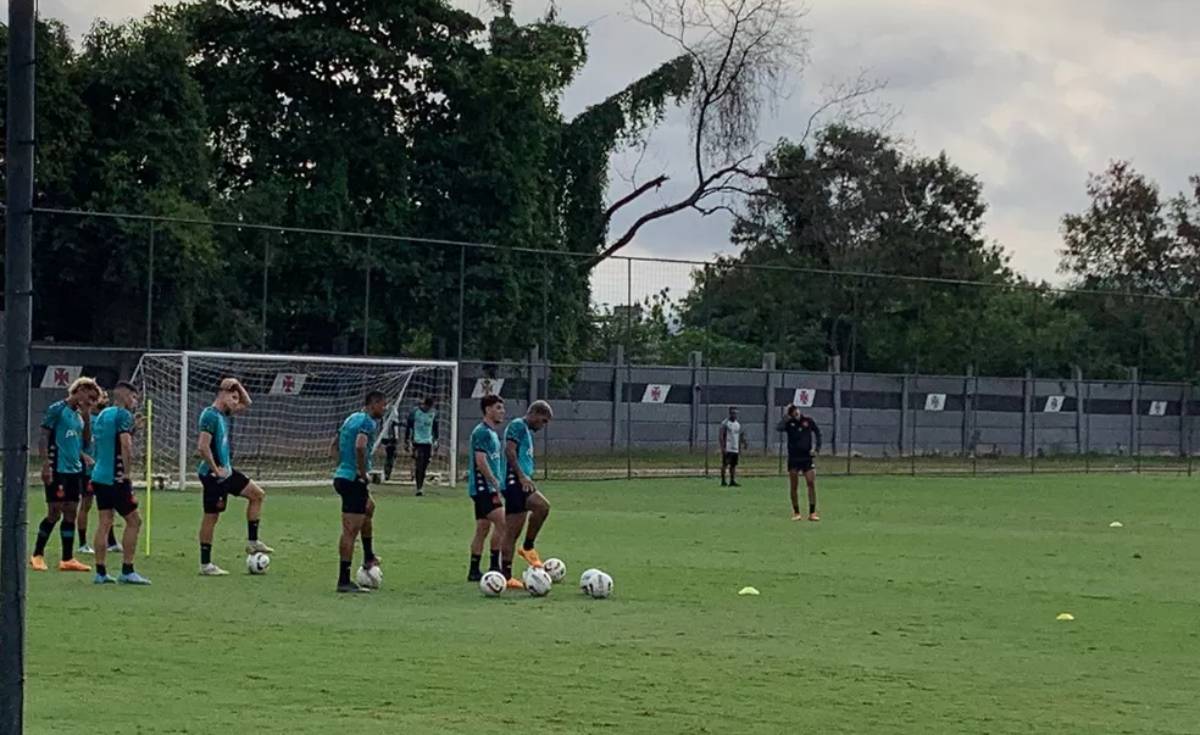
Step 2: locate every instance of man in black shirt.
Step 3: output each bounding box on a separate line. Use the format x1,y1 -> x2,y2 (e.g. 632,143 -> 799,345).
777,404 -> 821,521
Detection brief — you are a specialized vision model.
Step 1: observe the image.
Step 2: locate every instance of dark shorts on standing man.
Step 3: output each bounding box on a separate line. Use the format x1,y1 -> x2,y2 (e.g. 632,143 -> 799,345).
412,442 -> 432,463
788,455 -> 814,473
200,470 -> 251,514
472,490 -> 502,520
502,471 -> 530,515
333,477 -> 370,514
94,480 -> 138,517
44,472 -> 85,504
723,451 -> 740,468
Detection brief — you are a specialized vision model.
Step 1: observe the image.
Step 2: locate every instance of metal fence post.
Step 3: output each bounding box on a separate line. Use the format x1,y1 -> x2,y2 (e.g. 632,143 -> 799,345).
457,244 -> 466,360
363,238 -> 372,356
146,220 -> 155,348
626,257 -> 633,481
261,232 -> 270,351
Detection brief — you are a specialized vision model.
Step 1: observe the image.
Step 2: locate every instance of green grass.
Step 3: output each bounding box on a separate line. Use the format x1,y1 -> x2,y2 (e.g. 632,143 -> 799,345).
26,474 -> 1200,734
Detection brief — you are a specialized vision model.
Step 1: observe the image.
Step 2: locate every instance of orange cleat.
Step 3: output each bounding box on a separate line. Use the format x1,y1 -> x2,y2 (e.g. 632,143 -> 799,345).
59,559 -> 92,572
808,512 -> 821,522
517,548 -> 543,568
30,555 -> 48,572
505,577 -> 526,590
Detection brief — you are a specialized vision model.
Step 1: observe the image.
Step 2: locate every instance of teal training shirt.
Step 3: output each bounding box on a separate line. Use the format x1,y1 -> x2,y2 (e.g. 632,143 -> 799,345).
197,406 -> 232,476
467,422 -> 504,497
91,406 -> 135,484
40,400 -> 85,474
335,411 -> 378,481
504,417 -> 535,480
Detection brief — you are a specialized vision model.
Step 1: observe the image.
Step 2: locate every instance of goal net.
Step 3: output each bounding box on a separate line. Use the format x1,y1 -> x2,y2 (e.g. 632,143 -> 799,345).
132,351 -> 458,489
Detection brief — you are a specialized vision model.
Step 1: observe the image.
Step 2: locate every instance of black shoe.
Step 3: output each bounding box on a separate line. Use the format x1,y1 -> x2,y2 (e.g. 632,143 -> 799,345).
467,570 -> 482,582
720,480 -> 727,487
337,582 -> 371,594
415,490 -> 424,497
730,481 -> 741,487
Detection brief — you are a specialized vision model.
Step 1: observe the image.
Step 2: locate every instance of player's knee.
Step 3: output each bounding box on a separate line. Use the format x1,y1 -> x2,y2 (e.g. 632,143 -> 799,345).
365,499 -> 376,517
125,512 -> 142,530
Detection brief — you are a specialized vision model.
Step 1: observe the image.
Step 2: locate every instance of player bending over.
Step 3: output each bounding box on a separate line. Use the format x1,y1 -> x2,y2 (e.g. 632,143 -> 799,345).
332,391 -> 387,593
31,377 -> 102,572
405,396 -> 439,496
197,378 -> 273,576
90,381 -> 150,584
777,404 -> 822,521
77,390 -> 120,556
466,395 -> 507,582
501,400 -> 554,589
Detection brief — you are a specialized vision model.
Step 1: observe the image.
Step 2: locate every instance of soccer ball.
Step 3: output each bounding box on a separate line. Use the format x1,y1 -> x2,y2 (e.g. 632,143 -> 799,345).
355,564 -> 383,589
584,570 -> 613,599
579,568 -> 601,594
246,552 -> 270,575
523,567 -> 553,597
542,557 -> 566,583
479,570 -> 506,597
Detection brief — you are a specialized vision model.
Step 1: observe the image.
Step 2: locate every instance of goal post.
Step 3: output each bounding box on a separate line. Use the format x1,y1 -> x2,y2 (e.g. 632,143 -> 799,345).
131,351 -> 459,490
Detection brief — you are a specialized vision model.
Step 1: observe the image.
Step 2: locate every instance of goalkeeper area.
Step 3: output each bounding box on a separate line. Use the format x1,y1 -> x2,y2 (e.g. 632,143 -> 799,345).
26,474 -> 1199,734
132,351 -> 458,488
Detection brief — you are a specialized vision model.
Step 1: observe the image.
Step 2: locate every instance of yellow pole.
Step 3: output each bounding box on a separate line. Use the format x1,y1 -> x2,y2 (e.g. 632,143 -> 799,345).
144,398 -> 153,557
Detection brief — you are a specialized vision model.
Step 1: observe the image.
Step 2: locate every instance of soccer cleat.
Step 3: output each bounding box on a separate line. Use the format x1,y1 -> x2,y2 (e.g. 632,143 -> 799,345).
29,555 -> 48,572
337,582 -> 371,594
517,548 -> 543,568
364,555 -> 382,569
791,512 -> 804,522
117,572 -> 151,585
729,481 -> 741,488
107,542 -> 123,553
77,543 -> 95,555
199,563 -> 229,576
92,574 -> 116,585
59,559 -> 92,572
415,490 -> 424,497
505,577 -> 526,590
808,512 -> 821,522
467,570 -> 483,583
720,480 -> 727,487
246,540 -> 275,554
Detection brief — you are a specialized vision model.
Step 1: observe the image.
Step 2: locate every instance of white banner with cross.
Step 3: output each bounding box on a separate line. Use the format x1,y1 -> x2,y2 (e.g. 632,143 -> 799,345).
1148,401 -> 1168,417
924,393 -> 946,412
40,365 -> 82,389
1043,395 -> 1065,413
470,377 -> 504,399
792,388 -> 816,408
269,373 -> 308,396
641,384 -> 671,403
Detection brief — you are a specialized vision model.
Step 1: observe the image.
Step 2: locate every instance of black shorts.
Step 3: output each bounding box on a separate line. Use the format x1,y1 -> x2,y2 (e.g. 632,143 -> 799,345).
333,477 -> 370,514
472,491 -> 502,520
200,470 -> 251,514
44,472 -> 85,504
723,452 -> 740,468
412,443 -> 432,464
503,472 -> 529,515
788,455 -> 815,473
94,480 -> 138,517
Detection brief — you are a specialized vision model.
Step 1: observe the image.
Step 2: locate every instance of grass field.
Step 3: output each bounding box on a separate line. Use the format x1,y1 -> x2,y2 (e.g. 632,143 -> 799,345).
25,474 -> 1200,734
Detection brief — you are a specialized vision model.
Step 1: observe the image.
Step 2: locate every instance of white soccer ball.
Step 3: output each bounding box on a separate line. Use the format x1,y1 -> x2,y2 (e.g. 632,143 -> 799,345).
479,570 -> 506,597
523,567 -> 553,597
542,558 -> 566,583
355,564 -> 383,589
585,570 -> 613,599
579,568 -> 601,594
246,552 -> 270,575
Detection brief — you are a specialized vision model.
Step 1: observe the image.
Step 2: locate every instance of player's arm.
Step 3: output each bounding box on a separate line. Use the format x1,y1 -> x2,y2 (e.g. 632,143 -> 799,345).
196,431 -> 228,478
718,424 -> 727,450
82,411 -> 93,446
38,426 -> 54,484
329,433 -> 339,458
811,419 -> 823,454
119,431 -> 135,478
223,378 -> 252,410
431,415 -> 440,445
404,410 -> 414,449
81,451 -> 95,469
355,433 -> 370,481
506,438 -> 535,493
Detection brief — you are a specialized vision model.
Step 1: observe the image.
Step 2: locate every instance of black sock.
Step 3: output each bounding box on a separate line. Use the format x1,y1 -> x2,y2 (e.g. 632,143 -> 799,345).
793,504 -> 801,514
34,518 -> 56,556
522,538 -> 535,551
248,519 -> 260,542
809,502 -> 816,514
107,527 -> 118,547
489,550 -> 500,572
361,536 -> 374,563
469,554 -> 482,573
60,521 -> 76,561
339,560 -> 352,585
200,543 -> 212,565
502,562 -> 513,580
121,563 -> 134,576
96,564 -> 107,577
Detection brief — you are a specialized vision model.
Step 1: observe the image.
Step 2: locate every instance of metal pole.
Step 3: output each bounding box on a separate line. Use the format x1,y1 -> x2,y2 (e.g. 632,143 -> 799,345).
2,2 -> 36,729
457,245 -> 466,360
363,238 -> 372,356
261,233 -> 271,351
146,221 -> 155,348
626,258 -> 633,481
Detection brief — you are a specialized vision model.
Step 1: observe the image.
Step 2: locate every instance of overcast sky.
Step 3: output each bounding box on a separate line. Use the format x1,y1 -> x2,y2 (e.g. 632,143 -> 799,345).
22,0 -> 1200,294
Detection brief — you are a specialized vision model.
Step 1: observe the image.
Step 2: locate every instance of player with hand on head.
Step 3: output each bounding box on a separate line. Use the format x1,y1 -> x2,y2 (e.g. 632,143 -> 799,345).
31,377 -> 102,572
196,378 -> 273,576
76,389 -> 120,556
719,406 -> 747,487
466,395 -> 507,582
331,391 -> 387,593
90,381 -> 151,584
778,404 -> 822,521
405,396 -> 438,496
501,400 -> 554,588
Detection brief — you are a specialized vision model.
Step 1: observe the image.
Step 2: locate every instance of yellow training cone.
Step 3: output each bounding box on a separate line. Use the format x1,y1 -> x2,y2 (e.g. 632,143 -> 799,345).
738,586 -> 760,596
1056,613 -> 1075,621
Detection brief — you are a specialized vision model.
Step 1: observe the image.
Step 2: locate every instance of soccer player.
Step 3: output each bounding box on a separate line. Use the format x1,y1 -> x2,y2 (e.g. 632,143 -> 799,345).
90,381 -> 151,584
331,390 -> 387,594
196,378 -> 273,576
466,394 -> 506,582
405,396 -> 439,496
777,404 -> 822,521
501,400 -> 554,588
379,414 -> 399,482
31,377 -> 101,572
76,391 -> 120,556
719,406 -> 747,487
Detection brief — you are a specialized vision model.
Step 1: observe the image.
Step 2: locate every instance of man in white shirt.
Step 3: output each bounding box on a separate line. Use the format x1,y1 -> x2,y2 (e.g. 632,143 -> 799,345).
719,406 -> 747,487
